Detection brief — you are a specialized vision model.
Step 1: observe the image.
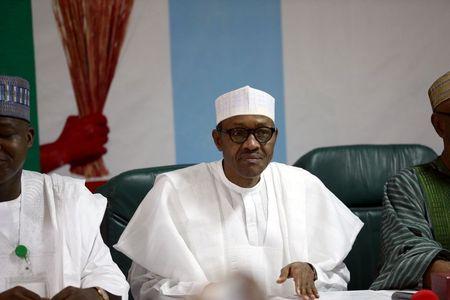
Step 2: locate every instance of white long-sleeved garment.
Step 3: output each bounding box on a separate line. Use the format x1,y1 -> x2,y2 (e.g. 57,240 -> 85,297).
0,170 -> 129,298
116,161 -> 363,299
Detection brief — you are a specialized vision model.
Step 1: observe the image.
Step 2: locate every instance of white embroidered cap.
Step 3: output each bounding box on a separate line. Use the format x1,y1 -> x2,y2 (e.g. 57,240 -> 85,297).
215,86 -> 275,125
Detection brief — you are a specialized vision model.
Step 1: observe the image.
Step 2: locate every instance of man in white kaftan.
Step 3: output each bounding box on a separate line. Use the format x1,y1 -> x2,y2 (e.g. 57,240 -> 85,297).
0,76 -> 128,299
0,171 -> 129,299
116,86 -> 363,300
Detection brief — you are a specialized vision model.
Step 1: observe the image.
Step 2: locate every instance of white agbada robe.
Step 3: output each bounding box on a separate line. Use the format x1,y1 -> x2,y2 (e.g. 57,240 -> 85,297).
115,161 -> 363,299
0,170 -> 129,298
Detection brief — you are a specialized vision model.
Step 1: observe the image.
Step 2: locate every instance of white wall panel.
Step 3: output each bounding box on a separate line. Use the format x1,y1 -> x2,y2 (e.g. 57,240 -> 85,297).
282,0 -> 450,163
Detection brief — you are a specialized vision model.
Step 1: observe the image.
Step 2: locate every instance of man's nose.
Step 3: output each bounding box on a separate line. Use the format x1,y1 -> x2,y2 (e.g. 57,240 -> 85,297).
242,133 -> 260,150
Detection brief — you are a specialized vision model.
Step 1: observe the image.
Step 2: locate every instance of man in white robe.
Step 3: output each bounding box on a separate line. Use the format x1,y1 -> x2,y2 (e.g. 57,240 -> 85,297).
116,86 -> 363,300
0,76 -> 129,299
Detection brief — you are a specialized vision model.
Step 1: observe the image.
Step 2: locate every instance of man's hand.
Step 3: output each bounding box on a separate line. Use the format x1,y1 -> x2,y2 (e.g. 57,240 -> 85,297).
276,262 -> 319,300
0,286 -> 43,300
51,287 -> 100,300
423,259 -> 450,288
51,287 -> 120,300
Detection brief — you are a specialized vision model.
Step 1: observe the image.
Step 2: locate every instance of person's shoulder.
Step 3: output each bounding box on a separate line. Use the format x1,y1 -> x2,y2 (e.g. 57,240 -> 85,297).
386,167 -> 418,187
267,162 -> 320,180
393,167 -> 417,178
23,170 -> 86,190
22,169 -> 44,181
382,167 -> 425,205
390,159 -> 438,182
157,162 -> 212,188
163,163 -> 208,177
268,161 -> 301,172
21,170 -> 46,192
45,172 -> 106,211
46,172 -> 87,193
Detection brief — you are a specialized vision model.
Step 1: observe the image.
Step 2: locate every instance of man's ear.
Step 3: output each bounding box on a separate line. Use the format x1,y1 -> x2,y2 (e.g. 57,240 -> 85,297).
272,128 -> 278,143
26,126 -> 35,149
212,129 -> 223,151
431,113 -> 445,138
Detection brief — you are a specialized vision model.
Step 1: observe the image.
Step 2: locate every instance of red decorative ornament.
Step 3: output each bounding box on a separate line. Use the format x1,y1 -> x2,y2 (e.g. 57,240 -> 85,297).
53,0 -> 134,178
411,289 -> 439,300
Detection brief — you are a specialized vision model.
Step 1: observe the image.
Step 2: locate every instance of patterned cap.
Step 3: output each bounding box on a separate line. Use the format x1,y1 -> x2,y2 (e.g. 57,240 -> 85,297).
0,76 -> 31,122
428,71 -> 450,110
215,86 -> 275,125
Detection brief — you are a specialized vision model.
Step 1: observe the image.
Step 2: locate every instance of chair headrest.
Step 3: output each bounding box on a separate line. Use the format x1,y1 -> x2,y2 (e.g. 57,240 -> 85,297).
294,144 -> 437,207
97,164 -> 193,221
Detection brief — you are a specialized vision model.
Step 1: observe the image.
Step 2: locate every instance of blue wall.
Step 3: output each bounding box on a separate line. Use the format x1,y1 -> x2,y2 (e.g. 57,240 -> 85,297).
169,0 -> 286,164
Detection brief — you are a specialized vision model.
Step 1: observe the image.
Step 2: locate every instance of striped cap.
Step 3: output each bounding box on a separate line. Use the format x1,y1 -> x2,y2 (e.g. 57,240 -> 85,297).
428,71 -> 450,110
0,76 -> 31,122
215,86 -> 275,125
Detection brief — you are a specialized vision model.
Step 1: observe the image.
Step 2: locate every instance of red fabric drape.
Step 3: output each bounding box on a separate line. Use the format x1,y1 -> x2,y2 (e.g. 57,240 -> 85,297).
53,0 -> 133,178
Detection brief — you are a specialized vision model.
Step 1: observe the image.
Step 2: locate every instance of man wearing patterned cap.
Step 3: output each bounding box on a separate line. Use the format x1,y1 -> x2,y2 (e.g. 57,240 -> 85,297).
116,86 -> 363,300
371,72 -> 450,290
0,76 -> 128,299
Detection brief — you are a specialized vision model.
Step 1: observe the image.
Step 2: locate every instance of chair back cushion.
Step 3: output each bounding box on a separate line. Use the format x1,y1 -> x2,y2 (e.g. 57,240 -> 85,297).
294,144 -> 437,207
294,144 -> 437,290
97,164 -> 192,275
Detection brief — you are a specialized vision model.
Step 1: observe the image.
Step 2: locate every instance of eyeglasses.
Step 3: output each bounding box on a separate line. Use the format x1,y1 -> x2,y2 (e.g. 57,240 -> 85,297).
219,127 -> 276,144
434,111 -> 450,117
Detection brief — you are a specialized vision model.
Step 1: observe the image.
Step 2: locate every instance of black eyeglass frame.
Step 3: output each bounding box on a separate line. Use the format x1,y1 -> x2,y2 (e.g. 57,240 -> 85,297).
217,126 -> 277,144
434,111 -> 450,117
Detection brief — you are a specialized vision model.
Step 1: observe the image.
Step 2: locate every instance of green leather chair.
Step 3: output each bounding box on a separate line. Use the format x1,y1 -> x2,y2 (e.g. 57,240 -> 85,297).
293,144 -> 437,290
97,164 -> 193,277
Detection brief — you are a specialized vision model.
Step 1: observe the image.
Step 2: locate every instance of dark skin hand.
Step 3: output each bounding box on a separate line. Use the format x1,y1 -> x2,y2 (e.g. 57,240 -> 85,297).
277,262 -> 319,300
51,287 -> 98,300
51,287 -> 120,300
423,259 -> 450,288
0,286 -> 42,300
0,286 -> 121,300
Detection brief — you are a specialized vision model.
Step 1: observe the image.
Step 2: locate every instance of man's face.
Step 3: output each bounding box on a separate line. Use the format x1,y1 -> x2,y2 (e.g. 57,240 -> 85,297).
212,114 -> 277,187
0,117 -> 34,185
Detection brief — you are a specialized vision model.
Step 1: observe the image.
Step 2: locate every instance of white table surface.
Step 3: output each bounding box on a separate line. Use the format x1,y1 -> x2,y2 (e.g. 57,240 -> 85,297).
271,290 -> 397,300
155,290 -> 399,299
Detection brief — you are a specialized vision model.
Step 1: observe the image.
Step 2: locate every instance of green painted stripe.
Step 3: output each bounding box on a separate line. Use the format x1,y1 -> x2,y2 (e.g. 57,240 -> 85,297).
0,0 -> 40,171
